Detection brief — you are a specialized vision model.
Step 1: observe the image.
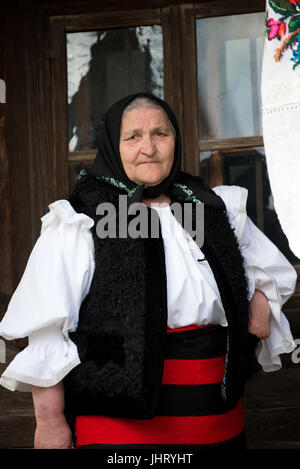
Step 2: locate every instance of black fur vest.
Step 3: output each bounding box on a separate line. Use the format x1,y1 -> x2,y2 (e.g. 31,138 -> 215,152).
64,174 -> 259,419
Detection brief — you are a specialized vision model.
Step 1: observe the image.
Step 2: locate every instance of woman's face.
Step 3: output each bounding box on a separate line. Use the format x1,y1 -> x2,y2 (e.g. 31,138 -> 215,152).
119,106 -> 175,186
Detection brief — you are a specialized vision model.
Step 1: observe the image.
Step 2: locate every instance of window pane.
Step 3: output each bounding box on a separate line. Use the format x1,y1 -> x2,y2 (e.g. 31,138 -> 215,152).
67,26 -> 163,151
200,149 -> 300,265
197,13 -> 265,140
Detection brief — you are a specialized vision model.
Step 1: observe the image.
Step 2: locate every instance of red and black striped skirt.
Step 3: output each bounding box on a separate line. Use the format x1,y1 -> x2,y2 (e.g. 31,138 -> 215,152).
75,324 -> 245,449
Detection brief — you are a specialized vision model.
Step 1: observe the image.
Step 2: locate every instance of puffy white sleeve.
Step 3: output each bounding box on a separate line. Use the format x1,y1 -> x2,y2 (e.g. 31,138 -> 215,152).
0,200 -> 95,391
212,185 -> 297,372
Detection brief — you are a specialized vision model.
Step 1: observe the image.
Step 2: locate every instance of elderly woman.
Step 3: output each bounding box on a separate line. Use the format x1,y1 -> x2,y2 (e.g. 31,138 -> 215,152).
0,93 -> 297,450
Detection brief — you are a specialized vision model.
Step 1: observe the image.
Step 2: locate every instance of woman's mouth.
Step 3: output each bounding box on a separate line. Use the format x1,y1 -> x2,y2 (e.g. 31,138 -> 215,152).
139,161 -> 158,164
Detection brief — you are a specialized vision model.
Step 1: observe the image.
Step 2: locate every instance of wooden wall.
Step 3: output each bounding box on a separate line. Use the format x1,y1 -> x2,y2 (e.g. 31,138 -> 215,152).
0,1 -> 54,320
0,1 -> 54,448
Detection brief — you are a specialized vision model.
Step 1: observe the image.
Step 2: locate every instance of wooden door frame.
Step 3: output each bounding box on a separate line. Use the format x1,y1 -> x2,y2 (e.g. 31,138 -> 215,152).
50,1 -> 267,199
49,5 -> 202,200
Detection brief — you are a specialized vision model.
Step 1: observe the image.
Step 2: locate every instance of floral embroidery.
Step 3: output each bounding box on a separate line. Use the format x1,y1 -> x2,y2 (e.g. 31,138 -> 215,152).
77,168 -> 88,180
173,183 -> 203,204
127,185 -> 144,198
291,31 -> 300,68
267,0 -> 300,68
78,171 -> 203,203
95,176 -> 131,193
77,170 -> 132,193
266,18 -> 286,40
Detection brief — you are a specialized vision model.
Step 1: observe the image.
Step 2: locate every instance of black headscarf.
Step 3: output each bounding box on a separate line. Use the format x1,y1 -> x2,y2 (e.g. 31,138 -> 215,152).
86,92 -> 225,210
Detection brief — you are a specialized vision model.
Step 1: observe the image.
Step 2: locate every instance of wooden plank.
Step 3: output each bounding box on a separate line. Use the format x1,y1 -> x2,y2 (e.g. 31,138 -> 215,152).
50,17 -> 70,200
1,3 -> 37,300
6,5 -> 33,285
64,9 -> 162,31
180,4 -> 200,176
199,136 -> 264,151
185,0 -> 265,28
242,368 -> 300,448
0,1 -> 55,300
208,152 -> 223,187
22,4 -> 56,236
0,343 -> 35,449
38,0 -> 213,16
162,5 -> 184,152
0,7 -> 13,322
68,149 -> 97,162
0,2 -> 58,449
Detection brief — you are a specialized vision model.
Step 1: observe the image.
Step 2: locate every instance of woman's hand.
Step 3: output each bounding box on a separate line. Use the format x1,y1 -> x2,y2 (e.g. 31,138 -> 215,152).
248,289 -> 271,340
32,381 -> 74,449
34,414 -> 74,449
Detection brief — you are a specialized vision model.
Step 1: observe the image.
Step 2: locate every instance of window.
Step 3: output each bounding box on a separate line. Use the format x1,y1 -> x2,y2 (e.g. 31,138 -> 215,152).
193,6 -> 300,264
196,13 -> 264,140
67,26 -> 163,152
50,9 -> 164,193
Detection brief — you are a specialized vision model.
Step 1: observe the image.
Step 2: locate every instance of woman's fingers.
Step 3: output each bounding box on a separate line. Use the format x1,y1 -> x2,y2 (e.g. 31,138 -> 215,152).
248,289 -> 271,340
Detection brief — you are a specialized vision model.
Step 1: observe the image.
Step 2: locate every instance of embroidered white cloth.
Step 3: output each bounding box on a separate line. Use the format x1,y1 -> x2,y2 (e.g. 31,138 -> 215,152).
261,0 -> 300,258
0,186 -> 297,391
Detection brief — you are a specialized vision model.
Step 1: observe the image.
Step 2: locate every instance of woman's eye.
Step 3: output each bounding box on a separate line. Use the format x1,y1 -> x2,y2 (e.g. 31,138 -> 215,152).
126,135 -> 137,140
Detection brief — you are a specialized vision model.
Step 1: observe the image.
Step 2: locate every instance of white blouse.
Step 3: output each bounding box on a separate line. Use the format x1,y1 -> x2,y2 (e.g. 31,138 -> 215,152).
0,185 -> 297,392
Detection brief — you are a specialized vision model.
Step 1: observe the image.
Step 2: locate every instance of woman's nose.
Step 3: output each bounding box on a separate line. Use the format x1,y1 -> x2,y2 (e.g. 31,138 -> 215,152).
140,135 -> 156,155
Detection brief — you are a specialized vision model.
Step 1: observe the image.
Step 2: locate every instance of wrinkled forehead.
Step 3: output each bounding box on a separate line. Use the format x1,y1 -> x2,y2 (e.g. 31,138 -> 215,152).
121,106 -> 170,130
120,99 -> 176,136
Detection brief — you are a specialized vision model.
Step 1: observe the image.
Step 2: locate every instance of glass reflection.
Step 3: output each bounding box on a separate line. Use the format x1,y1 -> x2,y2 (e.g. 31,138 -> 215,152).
197,13 -> 265,140
200,149 -> 300,265
67,26 -> 163,151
